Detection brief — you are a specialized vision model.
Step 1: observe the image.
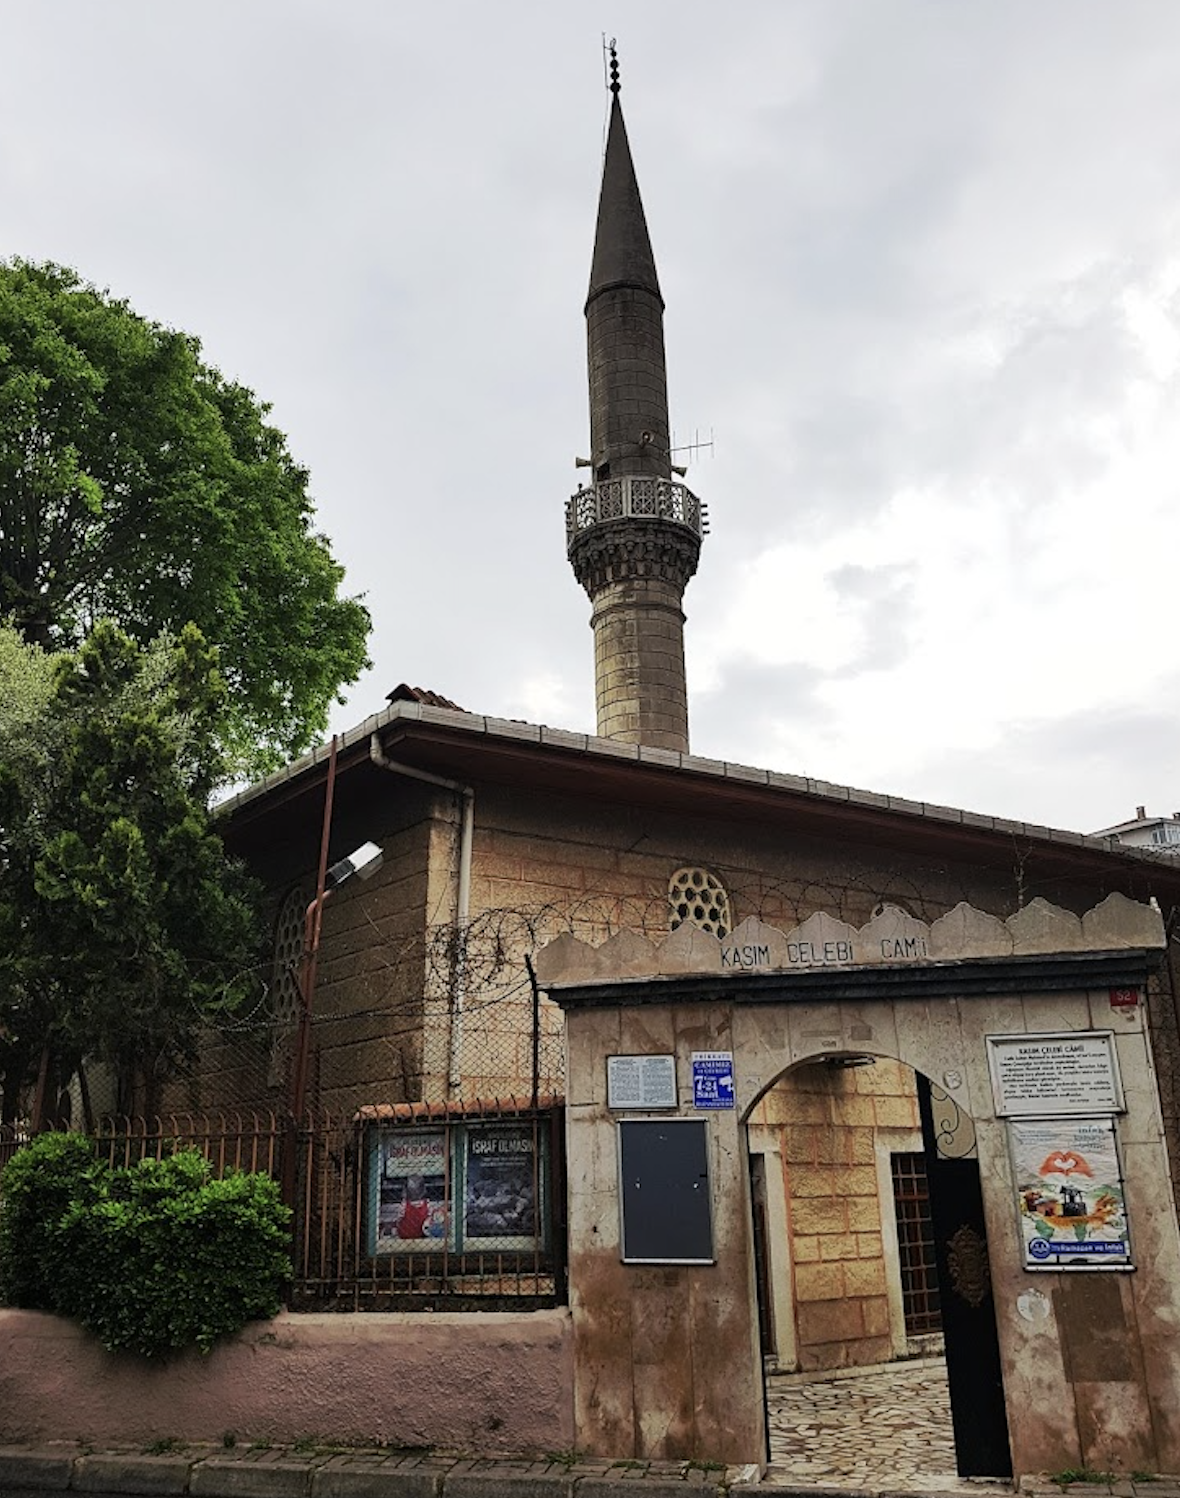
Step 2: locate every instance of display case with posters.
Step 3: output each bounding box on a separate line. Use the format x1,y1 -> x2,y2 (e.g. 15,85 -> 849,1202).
366,1118 -> 549,1255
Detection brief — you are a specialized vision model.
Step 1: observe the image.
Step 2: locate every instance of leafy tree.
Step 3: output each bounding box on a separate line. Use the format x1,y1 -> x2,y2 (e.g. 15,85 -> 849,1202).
0,621 -> 261,1120
0,259 -> 370,775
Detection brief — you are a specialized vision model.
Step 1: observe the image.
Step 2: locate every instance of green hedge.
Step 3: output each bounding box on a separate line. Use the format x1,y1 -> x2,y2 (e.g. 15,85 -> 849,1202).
0,1134 -> 291,1356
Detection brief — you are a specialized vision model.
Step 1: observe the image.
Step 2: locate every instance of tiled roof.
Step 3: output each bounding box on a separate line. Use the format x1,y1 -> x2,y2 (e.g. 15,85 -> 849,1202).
385,683 -> 467,712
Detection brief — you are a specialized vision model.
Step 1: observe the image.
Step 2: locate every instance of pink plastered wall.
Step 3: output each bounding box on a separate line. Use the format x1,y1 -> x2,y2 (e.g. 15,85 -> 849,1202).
0,1308 -> 574,1453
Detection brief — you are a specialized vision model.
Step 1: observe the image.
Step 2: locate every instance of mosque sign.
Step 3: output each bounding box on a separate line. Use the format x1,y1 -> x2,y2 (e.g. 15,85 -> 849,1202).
717,908 -> 937,973
987,1032 -> 1124,1117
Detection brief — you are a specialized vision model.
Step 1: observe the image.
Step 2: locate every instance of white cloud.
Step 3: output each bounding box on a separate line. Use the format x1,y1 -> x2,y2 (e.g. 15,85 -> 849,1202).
3,1 -> 1180,831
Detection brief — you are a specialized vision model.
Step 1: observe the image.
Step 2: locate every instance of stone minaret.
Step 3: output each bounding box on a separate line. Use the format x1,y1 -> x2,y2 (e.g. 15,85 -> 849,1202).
566,54 -> 705,753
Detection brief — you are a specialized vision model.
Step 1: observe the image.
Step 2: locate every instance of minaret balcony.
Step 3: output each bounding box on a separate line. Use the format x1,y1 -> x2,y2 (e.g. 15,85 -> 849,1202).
566,475 -> 706,553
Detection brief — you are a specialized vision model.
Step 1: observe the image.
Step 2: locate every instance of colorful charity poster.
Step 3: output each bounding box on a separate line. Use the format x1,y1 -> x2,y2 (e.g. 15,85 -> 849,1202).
1010,1116 -> 1132,1270
463,1123 -> 543,1250
372,1127 -> 451,1253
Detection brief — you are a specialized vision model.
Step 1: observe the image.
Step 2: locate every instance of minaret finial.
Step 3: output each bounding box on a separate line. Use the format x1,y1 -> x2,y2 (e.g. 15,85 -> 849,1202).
608,38 -> 620,96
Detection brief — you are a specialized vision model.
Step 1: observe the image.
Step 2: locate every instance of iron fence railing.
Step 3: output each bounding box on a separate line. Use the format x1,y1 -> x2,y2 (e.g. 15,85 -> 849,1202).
0,1099 -> 567,1312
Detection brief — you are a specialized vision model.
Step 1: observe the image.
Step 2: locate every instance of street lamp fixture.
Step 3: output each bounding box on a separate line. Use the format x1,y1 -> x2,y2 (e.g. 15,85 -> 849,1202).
325,841 -> 384,888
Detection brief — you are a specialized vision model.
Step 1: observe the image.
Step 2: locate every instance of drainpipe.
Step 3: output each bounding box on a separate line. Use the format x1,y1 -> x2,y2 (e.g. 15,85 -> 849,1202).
369,735 -> 474,1090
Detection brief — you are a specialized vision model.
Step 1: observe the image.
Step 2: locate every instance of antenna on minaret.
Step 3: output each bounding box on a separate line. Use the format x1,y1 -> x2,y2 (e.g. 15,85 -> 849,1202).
671,428 -> 716,466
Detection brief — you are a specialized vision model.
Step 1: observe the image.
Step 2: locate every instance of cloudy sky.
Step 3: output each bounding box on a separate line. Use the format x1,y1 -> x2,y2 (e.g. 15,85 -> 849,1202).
4,2 -> 1179,834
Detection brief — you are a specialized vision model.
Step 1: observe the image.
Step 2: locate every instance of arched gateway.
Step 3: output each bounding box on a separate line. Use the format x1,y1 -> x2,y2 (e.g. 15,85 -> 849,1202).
538,893 -> 1180,1479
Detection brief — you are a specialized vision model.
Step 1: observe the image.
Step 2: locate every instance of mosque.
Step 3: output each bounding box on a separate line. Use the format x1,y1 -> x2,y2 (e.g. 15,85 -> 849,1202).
211,57 -> 1180,1477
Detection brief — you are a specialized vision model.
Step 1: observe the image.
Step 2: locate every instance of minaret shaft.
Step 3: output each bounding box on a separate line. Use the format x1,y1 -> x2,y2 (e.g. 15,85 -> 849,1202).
587,288 -> 670,480
591,578 -> 689,748
567,82 -> 703,755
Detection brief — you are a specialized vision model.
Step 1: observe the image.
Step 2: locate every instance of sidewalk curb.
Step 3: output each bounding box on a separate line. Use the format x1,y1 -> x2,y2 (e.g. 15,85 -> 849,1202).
0,1451 -> 739,1498
9,1449 -> 1180,1498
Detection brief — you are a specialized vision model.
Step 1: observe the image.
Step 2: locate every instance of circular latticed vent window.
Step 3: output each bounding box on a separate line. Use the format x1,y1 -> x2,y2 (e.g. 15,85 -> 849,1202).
668,867 -> 732,939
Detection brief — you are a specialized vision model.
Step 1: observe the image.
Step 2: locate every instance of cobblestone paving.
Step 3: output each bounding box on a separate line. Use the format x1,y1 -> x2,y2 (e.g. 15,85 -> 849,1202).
766,1357 -> 961,1489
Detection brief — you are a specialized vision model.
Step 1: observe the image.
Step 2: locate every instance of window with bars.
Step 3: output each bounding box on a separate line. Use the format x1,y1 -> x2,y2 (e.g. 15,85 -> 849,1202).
890,1151 -> 942,1337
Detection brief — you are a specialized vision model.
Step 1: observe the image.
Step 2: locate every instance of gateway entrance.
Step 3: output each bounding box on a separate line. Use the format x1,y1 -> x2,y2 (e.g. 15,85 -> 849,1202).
539,894 -> 1180,1478
747,1056 -> 1009,1480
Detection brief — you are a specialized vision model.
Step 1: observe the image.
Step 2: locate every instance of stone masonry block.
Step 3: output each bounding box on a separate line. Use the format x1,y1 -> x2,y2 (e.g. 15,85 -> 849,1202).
843,1258 -> 888,1297
855,907 -> 931,965
788,1164 -> 838,1198
796,1297 -> 863,1345
928,902 -> 1013,960
792,1234 -> 822,1263
758,1090 -> 830,1126
859,1057 -> 914,1096
656,921 -> 721,973
861,1296 -> 891,1338
793,1260 -> 845,1301
789,1197 -> 848,1235
191,1461 -> 314,1498
813,1127 -> 851,1166
873,1096 -> 918,1129
784,1124 -> 819,1163
846,1196 -> 880,1232
443,1475 -> 573,1498
831,1164 -> 878,1196
1007,897 -> 1086,953
596,929 -> 659,978
0,1452 -> 74,1491
721,916 -> 789,972
829,1095 -> 874,1126
818,1232 -> 859,1262
533,934 -> 604,989
73,1457 -> 194,1496
312,1470 -> 442,1498
1081,891 -> 1165,950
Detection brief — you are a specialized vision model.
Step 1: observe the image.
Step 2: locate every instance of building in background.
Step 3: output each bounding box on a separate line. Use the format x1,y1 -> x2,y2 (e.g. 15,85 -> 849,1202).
1094,806 -> 1180,853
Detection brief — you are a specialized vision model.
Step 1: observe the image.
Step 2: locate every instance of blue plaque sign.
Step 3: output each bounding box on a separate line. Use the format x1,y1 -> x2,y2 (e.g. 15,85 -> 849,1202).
692,1051 -> 735,1110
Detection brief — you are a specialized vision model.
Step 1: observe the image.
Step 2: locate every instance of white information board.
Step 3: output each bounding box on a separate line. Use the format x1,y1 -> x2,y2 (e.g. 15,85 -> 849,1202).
607,1054 -> 677,1110
987,1032 -> 1123,1117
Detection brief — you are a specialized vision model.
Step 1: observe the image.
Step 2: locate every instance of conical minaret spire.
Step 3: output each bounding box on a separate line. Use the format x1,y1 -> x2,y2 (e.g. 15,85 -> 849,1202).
566,52 -> 705,753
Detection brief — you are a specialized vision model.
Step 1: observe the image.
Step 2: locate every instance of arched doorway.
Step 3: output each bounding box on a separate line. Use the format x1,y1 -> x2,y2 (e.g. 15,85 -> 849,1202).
746,1054 -> 1011,1482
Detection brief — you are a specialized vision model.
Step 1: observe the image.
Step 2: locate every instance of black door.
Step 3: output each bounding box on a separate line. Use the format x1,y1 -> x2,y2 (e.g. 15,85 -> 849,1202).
917,1074 -> 1013,1478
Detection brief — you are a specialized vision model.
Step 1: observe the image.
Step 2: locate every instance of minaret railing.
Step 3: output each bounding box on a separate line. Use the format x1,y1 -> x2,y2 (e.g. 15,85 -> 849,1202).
565,476 -> 706,549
